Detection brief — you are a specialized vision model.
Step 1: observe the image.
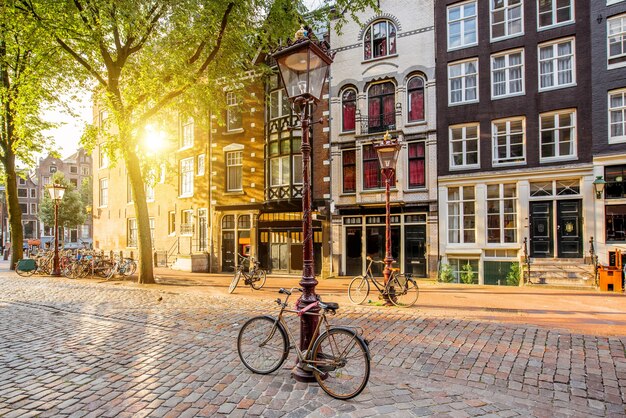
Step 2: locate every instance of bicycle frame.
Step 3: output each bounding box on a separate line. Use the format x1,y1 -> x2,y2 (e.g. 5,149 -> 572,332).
266,291 -> 364,374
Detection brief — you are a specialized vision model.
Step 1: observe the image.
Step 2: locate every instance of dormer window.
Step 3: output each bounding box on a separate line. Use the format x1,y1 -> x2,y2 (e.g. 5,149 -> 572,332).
364,20 -> 397,60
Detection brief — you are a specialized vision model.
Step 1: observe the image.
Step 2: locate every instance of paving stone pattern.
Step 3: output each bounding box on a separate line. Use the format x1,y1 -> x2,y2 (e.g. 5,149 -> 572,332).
0,275 -> 625,417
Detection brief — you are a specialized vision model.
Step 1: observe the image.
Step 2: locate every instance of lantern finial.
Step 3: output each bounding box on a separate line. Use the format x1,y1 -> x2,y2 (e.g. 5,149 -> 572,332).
295,25 -> 308,40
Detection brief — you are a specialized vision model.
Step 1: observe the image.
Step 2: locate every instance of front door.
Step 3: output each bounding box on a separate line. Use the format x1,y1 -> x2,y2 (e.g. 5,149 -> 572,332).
222,231 -> 235,272
345,227 -> 362,276
530,201 -> 553,257
557,200 -> 583,258
405,225 -> 427,277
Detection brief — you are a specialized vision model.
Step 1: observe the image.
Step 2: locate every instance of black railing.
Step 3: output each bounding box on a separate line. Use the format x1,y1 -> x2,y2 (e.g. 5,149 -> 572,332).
589,236 -> 599,286
360,112 -> 396,134
523,237 -> 531,284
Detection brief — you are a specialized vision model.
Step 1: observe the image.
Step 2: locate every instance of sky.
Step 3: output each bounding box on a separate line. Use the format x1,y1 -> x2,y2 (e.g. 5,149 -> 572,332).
41,0 -> 327,160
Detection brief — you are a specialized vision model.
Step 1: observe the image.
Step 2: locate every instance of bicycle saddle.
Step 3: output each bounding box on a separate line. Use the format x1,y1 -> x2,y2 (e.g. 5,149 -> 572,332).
319,301 -> 339,311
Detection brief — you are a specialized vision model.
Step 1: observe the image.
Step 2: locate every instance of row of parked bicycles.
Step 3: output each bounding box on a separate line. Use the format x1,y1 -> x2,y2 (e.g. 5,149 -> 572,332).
15,250 -> 137,280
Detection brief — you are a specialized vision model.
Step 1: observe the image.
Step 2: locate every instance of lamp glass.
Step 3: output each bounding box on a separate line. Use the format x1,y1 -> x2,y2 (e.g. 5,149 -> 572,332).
47,184 -> 66,201
593,176 -> 606,198
376,144 -> 400,169
275,42 -> 330,102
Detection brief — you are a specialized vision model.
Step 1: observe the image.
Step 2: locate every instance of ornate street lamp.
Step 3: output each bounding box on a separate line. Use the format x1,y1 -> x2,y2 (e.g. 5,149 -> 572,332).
374,132 -> 401,304
593,176 -> 606,199
273,27 -> 333,382
47,184 -> 66,276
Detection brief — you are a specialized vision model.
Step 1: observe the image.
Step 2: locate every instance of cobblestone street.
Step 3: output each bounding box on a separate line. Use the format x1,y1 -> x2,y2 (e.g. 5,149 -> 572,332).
1,273 -> 625,417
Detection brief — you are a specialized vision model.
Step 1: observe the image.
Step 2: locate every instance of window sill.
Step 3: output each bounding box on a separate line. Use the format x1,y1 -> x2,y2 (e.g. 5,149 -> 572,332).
447,43 -> 478,53
609,137 -> 626,145
179,194 -> 194,199
98,205 -> 108,209
178,146 -> 193,152
223,129 -> 245,135
339,130 -> 356,136
539,155 -> 577,164
362,54 -> 398,65
492,160 -> 526,167
491,91 -> 525,101
538,83 -> 576,93
449,165 -> 480,171
196,173 -> 205,177
405,120 -> 427,128
448,99 -> 479,107
361,188 -> 398,194
537,21 -> 574,32
490,32 -> 524,43
405,187 -> 427,192
608,61 -> 626,70
225,190 -> 244,195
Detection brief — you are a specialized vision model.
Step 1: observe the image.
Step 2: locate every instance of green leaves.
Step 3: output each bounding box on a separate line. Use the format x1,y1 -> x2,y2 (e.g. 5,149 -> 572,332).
38,172 -> 87,229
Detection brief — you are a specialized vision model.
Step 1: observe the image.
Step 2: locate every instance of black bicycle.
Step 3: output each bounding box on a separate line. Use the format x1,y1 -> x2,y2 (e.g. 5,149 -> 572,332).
228,254 -> 267,293
348,256 -> 419,307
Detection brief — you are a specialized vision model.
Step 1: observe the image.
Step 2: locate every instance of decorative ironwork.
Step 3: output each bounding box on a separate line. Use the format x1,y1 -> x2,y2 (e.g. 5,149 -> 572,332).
523,237 -> 531,284
589,236 -> 599,286
360,111 -> 396,134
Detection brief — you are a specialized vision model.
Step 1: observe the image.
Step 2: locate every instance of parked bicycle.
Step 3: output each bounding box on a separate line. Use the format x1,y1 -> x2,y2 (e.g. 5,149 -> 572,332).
108,255 -> 137,279
228,254 -> 267,293
348,256 -> 419,307
237,287 -> 370,399
15,251 -> 53,277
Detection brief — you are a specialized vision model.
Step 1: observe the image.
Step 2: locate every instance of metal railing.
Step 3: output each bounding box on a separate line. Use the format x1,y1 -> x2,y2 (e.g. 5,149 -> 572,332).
589,236 -> 599,286
522,237 -> 531,284
360,111 -> 396,134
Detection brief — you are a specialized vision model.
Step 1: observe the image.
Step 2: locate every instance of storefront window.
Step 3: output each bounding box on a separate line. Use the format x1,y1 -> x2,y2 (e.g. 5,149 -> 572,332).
606,205 -> 626,242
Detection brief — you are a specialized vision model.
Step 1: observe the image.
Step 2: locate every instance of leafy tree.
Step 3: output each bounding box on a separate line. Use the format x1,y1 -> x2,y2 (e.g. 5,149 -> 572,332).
0,1 -> 72,268
39,172 -> 86,234
20,0 -> 378,283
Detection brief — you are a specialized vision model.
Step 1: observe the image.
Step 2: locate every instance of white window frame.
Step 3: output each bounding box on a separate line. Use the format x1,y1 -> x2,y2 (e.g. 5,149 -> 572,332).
486,184 -> 518,245
292,154 -> 303,185
447,186 -> 476,244
449,123 -> 480,170
608,88 -> 626,144
226,151 -> 243,192
197,154 -> 205,176
270,156 -> 291,187
491,49 -> 525,99
492,117 -> 526,166
539,109 -> 577,162
181,117 -> 194,149
490,0 -> 524,41
127,218 -> 137,248
99,178 -> 108,207
538,37 -> 576,91
99,149 -> 108,169
608,14 -> 626,69
145,184 -> 155,202
341,87 -> 358,133
226,92 -> 242,132
447,1 -> 478,51
448,58 -> 479,105
180,157 -> 194,197
537,0 -> 574,30
270,89 -> 290,120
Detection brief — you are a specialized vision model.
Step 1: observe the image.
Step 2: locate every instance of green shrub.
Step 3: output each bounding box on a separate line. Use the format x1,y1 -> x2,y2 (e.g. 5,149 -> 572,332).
460,262 -> 477,284
506,262 -> 521,286
439,263 -> 455,283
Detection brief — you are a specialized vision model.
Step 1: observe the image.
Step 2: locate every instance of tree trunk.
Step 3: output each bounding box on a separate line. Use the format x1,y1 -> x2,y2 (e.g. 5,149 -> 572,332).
126,149 -> 155,284
3,151 -> 23,269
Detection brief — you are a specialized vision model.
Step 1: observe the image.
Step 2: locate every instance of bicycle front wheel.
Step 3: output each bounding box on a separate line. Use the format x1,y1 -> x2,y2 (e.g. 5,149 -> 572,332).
228,271 -> 241,294
348,276 -> 369,305
387,276 -> 419,308
237,316 -> 288,374
250,270 -> 266,290
312,328 -> 370,400
16,260 -> 36,277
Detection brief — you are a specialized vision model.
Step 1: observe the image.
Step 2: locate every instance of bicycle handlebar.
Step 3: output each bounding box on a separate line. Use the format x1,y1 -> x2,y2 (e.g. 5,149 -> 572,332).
278,287 -> 303,296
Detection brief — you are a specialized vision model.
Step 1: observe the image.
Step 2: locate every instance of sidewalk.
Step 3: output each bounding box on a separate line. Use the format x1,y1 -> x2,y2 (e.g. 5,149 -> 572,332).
153,266 -> 626,337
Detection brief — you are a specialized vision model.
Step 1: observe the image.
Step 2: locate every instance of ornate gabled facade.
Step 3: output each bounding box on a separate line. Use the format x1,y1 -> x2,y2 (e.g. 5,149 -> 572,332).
328,0 -> 439,278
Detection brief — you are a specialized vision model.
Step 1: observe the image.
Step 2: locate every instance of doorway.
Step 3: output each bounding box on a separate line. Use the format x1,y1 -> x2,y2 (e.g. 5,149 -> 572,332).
530,199 -> 583,258
557,200 -> 582,258
530,201 -> 553,257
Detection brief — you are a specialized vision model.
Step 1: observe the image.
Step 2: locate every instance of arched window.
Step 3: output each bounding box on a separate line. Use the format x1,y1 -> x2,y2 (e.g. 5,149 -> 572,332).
367,82 -> 395,133
364,20 -> 397,60
341,89 -> 357,132
407,76 -> 425,123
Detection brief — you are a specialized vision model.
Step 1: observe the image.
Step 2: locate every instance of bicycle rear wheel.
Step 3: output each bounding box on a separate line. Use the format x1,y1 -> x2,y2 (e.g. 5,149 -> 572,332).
348,276 -> 369,305
228,271 -> 241,294
237,316 -> 288,374
16,260 -> 36,277
250,270 -> 266,290
312,328 -> 370,400
387,275 -> 419,308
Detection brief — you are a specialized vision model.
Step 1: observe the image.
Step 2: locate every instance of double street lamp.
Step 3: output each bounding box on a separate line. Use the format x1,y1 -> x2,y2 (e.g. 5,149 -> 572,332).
47,184 -> 66,276
374,132 -> 401,303
273,28 -> 333,382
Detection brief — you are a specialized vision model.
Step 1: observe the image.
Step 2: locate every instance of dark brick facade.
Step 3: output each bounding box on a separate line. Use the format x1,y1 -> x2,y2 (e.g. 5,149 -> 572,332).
435,0 -> 592,177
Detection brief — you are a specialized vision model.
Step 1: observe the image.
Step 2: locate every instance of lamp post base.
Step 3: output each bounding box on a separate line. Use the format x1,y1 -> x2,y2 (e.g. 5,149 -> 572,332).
291,361 -> 317,382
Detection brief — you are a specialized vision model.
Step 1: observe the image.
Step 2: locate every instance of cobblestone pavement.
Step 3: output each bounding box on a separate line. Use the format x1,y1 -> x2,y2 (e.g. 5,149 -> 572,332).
1,274 -> 625,417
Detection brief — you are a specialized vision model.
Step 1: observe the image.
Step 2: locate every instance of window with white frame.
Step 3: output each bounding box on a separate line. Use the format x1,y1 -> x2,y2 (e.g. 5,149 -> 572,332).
226,92 -> 242,131
31,203 -> 37,215
491,0 -> 523,40
539,109 -> 576,160
99,178 -> 108,206
269,88 -> 290,120
538,0 -> 574,29
449,124 -> 480,169
159,164 -> 166,184
491,50 -> 524,98
145,183 -> 155,201
182,117 -> 194,148
448,59 -> 478,104
149,218 -> 155,243
197,154 -> 205,176
447,1 -> 478,50
609,14 -> 626,68
180,157 -> 194,196
292,155 -> 303,185
81,166 -> 89,175
127,218 -> 137,247
492,117 -> 525,165
363,20 -> 397,60
226,151 -> 242,191
487,184 -> 517,244
609,89 -> 626,143
448,186 -> 476,244
270,156 -> 290,186
99,149 -> 108,168
81,225 -> 90,238
18,177 -> 26,185
17,188 -> 27,198
447,258 -> 479,284
168,211 -> 176,235
538,38 -> 575,90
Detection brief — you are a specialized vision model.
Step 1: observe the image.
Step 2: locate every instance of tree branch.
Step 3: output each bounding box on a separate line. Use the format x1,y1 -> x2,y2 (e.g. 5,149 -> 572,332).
55,37 -> 107,87
72,0 -> 95,32
196,2 -> 234,75
128,3 -> 164,55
